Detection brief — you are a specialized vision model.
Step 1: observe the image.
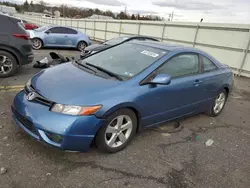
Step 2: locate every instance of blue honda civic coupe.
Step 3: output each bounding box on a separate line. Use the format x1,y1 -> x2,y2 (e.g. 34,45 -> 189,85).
12,41 -> 233,153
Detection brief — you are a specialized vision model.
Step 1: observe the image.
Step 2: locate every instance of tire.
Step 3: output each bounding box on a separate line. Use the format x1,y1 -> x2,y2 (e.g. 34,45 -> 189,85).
207,89 -> 228,117
77,41 -> 87,51
95,109 -> 137,153
32,38 -> 43,50
0,50 -> 18,78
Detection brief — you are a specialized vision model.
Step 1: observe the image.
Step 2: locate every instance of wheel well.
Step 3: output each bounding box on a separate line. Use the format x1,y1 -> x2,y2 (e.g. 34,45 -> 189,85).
126,107 -> 141,132
224,87 -> 229,94
78,41 -> 87,46
0,49 -> 19,65
101,106 -> 142,132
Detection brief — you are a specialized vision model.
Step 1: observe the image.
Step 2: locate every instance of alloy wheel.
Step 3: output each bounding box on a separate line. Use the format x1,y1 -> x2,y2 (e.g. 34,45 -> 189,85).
32,39 -> 42,49
213,93 -> 226,114
0,55 -> 13,75
78,42 -> 86,51
105,115 -> 133,148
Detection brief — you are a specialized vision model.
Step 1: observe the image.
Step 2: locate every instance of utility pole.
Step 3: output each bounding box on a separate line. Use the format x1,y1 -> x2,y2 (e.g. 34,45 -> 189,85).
171,11 -> 174,21
63,4 -> 65,17
124,6 -> 127,14
168,13 -> 171,21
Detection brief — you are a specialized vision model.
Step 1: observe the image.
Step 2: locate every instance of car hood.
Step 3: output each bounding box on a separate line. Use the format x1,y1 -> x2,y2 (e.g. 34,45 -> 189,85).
84,44 -> 109,52
31,62 -> 121,105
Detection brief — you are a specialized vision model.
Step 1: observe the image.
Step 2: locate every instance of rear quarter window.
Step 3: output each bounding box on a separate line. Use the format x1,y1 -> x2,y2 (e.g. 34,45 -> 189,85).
67,28 -> 78,34
201,55 -> 217,72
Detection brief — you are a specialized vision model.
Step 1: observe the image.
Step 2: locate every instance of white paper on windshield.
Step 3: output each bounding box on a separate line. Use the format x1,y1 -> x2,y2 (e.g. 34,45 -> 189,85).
124,72 -> 134,77
141,50 -> 159,58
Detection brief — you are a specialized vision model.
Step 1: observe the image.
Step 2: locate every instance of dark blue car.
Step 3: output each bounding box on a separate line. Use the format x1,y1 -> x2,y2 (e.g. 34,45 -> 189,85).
12,41 -> 233,153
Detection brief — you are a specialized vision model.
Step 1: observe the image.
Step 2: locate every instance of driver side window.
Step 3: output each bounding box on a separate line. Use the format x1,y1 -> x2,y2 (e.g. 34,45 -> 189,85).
158,53 -> 199,78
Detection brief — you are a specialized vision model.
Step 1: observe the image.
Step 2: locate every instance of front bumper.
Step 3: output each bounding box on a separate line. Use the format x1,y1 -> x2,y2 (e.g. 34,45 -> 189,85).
12,90 -> 105,152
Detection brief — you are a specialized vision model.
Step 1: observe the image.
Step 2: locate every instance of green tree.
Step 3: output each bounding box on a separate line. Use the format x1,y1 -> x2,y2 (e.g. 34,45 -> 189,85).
131,14 -> 136,20
23,0 -> 29,11
94,8 -> 102,15
118,11 -> 128,19
30,1 -> 34,9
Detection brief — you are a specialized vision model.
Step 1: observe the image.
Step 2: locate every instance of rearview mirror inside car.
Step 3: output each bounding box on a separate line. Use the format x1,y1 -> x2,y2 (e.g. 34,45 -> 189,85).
150,74 -> 171,85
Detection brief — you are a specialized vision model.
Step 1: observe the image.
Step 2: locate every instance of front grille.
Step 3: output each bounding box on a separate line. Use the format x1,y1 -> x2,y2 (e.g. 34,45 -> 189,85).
25,85 -> 53,107
12,107 -> 38,136
35,97 -> 53,106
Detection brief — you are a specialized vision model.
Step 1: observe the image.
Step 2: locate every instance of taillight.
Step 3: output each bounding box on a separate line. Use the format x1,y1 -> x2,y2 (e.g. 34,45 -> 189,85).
12,34 -> 30,40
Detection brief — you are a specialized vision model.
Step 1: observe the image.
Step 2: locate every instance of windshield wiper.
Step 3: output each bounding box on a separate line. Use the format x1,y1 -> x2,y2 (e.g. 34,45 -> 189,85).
85,63 -> 123,81
75,60 -> 97,73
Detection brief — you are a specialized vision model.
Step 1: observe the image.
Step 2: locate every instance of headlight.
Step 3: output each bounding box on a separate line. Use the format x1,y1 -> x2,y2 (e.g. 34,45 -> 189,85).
51,104 -> 102,116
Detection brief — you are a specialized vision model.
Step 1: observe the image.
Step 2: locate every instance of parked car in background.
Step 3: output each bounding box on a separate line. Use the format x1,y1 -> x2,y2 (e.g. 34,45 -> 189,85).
21,20 -> 39,30
0,14 -> 33,78
12,41 -> 233,153
80,35 -> 159,58
42,14 -> 54,18
29,26 -> 91,50
0,15 -> 38,30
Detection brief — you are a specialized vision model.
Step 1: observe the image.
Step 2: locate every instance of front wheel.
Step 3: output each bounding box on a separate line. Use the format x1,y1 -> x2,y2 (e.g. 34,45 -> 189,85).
32,38 -> 43,50
207,89 -> 228,117
95,109 -> 137,153
77,41 -> 87,51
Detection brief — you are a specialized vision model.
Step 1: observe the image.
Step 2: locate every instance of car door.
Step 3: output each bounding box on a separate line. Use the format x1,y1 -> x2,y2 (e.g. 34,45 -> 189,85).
65,28 -> 78,47
44,27 -> 68,46
140,53 -> 205,127
193,54 -> 221,109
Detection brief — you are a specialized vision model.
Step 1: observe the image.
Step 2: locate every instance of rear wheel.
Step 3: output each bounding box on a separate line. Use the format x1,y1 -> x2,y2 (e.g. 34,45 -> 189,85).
95,109 -> 137,153
0,50 -> 17,78
77,41 -> 87,51
32,38 -> 42,50
207,89 -> 228,117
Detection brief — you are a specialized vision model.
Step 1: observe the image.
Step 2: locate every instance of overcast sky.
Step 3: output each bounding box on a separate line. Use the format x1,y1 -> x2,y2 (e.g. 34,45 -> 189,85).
5,0 -> 250,23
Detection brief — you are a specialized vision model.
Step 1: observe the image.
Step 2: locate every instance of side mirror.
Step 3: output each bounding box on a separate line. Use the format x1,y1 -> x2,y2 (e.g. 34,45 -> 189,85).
45,30 -> 51,34
150,74 -> 171,85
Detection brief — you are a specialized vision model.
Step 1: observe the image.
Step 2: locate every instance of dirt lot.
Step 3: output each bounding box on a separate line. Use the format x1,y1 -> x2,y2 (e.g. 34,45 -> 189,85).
0,49 -> 250,188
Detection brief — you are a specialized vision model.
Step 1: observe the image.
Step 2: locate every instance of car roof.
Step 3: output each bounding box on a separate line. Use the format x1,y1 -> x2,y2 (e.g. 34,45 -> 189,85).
130,40 -> 202,52
47,25 -> 78,30
117,35 -> 158,41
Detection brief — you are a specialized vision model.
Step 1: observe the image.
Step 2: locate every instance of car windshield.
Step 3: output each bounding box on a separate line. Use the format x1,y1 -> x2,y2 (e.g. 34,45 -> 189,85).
104,36 -> 129,45
35,26 -> 48,32
82,42 -> 167,79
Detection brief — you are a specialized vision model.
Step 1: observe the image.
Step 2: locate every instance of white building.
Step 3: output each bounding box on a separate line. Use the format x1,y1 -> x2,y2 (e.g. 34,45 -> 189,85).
0,5 -> 17,15
54,10 -> 60,17
87,14 -> 113,20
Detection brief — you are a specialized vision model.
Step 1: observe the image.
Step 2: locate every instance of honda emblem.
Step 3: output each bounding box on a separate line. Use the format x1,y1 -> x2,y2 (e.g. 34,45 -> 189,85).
27,92 -> 36,101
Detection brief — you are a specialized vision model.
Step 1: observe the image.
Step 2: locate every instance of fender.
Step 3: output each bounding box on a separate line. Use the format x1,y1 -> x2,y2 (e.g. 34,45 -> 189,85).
100,102 -> 141,118
216,84 -> 231,96
0,44 -> 21,64
97,102 -> 143,131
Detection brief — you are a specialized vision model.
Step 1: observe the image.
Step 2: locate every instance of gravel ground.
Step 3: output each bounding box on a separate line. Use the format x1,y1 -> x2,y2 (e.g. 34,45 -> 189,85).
0,49 -> 250,188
